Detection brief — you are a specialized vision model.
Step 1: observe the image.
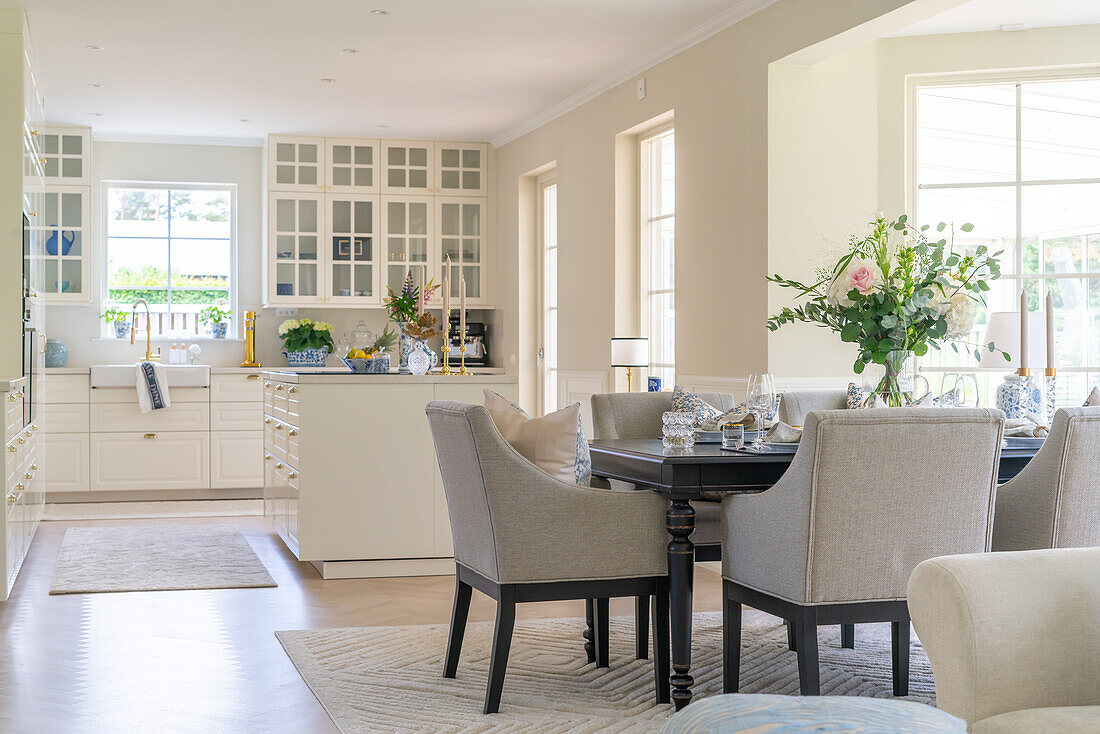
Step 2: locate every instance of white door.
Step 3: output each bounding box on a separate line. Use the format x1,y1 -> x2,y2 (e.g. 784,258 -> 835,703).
44,433 -> 88,492
268,136 -> 325,192
90,432 -> 209,491
325,138 -> 379,194
537,175 -> 558,415
437,197 -> 486,306
381,195 -> 435,298
435,143 -> 487,196
381,141 -> 434,195
37,127 -> 91,185
29,186 -> 90,302
268,193 -> 323,304
324,195 -> 381,304
211,431 -> 264,489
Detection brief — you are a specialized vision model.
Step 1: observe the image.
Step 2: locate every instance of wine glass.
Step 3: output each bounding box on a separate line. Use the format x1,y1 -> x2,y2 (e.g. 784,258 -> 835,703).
746,372 -> 775,451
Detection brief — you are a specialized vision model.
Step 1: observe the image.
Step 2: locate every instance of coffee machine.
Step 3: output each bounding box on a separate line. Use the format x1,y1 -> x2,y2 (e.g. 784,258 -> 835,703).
447,311 -> 488,368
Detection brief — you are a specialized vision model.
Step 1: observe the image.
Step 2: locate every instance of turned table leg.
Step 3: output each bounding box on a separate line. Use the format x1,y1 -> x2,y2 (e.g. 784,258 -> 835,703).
666,498 -> 696,710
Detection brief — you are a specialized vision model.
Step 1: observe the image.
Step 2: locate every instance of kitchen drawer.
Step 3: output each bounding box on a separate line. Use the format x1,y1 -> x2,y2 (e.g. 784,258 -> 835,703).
91,387 -> 209,403
44,403 -> 89,433
90,432 -> 209,491
212,402 -> 263,432
211,431 -> 263,489
45,433 -> 89,493
91,402 -> 209,433
212,372 -> 264,402
46,374 -> 89,403
5,390 -> 25,442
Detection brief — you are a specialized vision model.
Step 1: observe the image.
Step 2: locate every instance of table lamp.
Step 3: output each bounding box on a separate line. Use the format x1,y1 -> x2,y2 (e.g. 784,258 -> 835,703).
611,337 -> 648,392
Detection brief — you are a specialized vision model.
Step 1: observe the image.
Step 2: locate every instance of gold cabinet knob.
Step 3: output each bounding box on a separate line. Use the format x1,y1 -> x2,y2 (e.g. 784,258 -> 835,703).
264,382 -> 272,388
16,437 -> 24,445
15,483 -> 24,492
6,394 -> 15,402
6,494 -> 16,505
23,429 -> 31,438
144,433 -> 157,440
30,424 -> 37,432
264,418 -> 271,424
30,129 -> 37,136
288,472 -> 297,479
288,429 -> 298,436
264,454 -> 272,460
288,386 -> 297,394
274,423 -> 284,431
6,445 -> 15,453
274,384 -> 284,391
30,464 -> 37,471
24,472 -> 33,479
275,462 -> 283,469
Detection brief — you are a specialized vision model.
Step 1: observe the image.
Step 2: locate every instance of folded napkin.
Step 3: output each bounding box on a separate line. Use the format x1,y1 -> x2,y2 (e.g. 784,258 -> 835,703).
1004,414 -> 1049,438
699,408 -> 756,432
765,421 -> 802,443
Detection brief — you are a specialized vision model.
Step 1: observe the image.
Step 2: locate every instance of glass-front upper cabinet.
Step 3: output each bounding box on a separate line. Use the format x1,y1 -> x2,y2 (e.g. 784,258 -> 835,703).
27,186 -> 90,301
438,198 -> 486,304
381,196 -> 434,297
382,141 -> 434,195
268,193 -> 322,303
326,195 -> 379,304
326,138 -> 379,194
268,136 -> 325,192
34,126 -> 90,185
435,143 -> 487,197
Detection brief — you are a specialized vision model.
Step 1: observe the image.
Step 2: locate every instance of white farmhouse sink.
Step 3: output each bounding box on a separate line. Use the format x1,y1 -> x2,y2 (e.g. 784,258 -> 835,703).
90,364 -> 211,389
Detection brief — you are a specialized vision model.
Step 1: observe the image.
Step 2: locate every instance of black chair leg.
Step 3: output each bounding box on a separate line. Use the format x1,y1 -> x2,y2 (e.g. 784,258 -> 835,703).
484,588 -> 516,714
635,595 -> 650,659
594,597 -> 610,668
583,599 -> 596,664
786,620 -> 797,651
652,579 -> 670,704
443,577 -> 472,678
892,618 -> 911,697
793,608 -> 820,695
722,581 -> 742,694
841,624 -> 855,649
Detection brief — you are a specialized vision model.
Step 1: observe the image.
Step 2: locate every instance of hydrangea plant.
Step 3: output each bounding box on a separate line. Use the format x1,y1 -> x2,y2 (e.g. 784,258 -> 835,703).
278,317 -> 335,354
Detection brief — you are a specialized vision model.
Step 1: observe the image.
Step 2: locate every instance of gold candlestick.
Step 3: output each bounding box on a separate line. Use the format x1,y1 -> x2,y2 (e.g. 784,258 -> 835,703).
440,307 -> 451,375
459,328 -> 469,375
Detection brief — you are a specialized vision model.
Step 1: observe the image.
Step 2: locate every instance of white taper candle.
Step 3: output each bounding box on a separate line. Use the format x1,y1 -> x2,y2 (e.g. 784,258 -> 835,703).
1019,290 -> 1029,371
1046,290 -> 1055,369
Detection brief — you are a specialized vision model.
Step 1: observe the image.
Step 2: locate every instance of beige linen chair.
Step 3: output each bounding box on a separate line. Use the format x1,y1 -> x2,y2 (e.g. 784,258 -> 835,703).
992,406 -> 1100,551
720,408 -> 1004,696
425,401 -> 670,713
908,548 -> 1100,733
776,389 -> 849,426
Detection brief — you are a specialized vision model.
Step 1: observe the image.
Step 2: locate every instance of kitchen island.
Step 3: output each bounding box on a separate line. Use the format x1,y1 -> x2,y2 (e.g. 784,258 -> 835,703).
261,370 -> 517,579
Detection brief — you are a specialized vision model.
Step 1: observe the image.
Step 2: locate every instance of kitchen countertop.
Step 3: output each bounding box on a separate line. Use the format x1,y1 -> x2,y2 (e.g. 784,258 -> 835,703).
47,365 -> 506,375
261,370 -> 516,385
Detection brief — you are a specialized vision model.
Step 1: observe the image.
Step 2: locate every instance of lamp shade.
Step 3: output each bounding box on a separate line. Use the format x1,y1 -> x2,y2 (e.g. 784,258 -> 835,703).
611,337 -> 649,367
977,311 -> 1046,369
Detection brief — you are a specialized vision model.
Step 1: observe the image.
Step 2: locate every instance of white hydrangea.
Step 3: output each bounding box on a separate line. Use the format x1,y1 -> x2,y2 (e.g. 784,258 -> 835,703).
278,319 -> 299,336
945,293 -> 977,339
825,273 -> 854,307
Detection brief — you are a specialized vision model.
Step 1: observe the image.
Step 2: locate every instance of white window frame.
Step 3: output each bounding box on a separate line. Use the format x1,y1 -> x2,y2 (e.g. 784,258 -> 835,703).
536,170 -> 558,415
908,67 -> 1100,400
101,180 -> 238,338
640,123 -> 675,385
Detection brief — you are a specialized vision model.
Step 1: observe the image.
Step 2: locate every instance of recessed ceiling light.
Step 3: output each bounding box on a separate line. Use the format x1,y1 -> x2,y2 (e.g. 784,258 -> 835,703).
239,118 -> 251,123
371,9 -> 389,15
87,82 -> 102,88
377,124 -> 389,128
321,77 -> 336,83
90,112 -> 103,117
86,44 -> 104,51
342,48 -> 359,54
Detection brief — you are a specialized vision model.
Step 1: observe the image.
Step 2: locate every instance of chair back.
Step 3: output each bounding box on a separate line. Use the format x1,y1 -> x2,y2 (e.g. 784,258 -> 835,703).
777,389 -> 848,426
797,408 -> 1003,602
993,406 -> 1100,550
590,391 -> 736,440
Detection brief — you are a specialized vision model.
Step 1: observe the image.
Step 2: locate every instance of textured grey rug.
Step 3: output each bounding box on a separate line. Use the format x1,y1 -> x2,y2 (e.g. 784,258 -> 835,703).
50,524 -> 277,594
277,610 -> 935,733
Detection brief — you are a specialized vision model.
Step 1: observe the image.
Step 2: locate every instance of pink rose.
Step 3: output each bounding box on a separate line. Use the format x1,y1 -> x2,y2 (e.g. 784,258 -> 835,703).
846,262 -> 877,295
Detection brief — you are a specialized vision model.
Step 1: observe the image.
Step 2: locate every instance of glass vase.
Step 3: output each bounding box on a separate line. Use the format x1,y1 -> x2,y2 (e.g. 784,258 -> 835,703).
862,349 -> 916,408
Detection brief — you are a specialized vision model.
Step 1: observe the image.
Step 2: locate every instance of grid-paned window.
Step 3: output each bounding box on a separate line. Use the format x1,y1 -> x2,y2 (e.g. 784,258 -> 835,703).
642,127 -> 675,386
914,76 -> 1100,405
539,177 -> 558,415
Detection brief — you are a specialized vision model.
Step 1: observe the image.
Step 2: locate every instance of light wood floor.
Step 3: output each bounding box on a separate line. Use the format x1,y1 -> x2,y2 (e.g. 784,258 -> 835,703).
0,515 -> 724,733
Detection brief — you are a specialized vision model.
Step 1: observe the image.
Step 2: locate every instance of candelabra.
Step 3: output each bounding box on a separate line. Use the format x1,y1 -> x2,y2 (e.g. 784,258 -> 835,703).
459,329 -> 469,375
439,308 -> 451,376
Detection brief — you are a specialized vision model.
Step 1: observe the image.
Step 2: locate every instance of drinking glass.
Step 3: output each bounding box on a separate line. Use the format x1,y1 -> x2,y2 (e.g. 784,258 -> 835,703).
746,373 -> 775,451
721,422 -> 744,450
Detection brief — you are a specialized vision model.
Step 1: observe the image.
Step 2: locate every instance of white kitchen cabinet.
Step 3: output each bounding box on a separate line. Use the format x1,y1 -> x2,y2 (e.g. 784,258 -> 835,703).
268,135 -> 325,192
210,372 -> 264,402
91,432 -> 209,492
44,433 -> 88,493
324,194 -> 380,304
26,186 -> 90,302
437,197 -> 487,305
436,142 -> 487,196
211,402 -> 262,432
211,431 -> 263,489
267,192 -> 322,304
89,401 -> 209,433
33,126 -> 90,185
382,140 -> 434,195
326,138 -> 379,194
381,195 -> 435,297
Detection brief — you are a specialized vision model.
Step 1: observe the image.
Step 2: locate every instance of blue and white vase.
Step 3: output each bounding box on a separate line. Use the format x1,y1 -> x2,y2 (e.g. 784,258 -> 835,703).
113,320 -> 130,339
995,374 -> 1042,419
210,321 -> 228,339
44,339 -> 68,368
407,341 -> 436,375
397,322 -> 417,373
285,347 -> 329,368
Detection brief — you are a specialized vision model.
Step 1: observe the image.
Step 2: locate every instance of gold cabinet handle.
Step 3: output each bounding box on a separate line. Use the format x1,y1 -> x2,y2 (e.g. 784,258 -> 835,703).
264,382 -> 272,388
30,424 -> 37,432
247,374 -> 260,380
288,386 -> 297,394
16,437 -> 24,445
264,453 -> 272,460
288,472 -> 297,479
275,462 -> 283,469
30,464 -> 37,471
264,418 -> 271,424
274,384 -> 284,391
23,429 -> 31,438
30,129 -> 38,136
6,395 -> 14,402
288,429 -> 298,436
24,472 -> 33,479
15,483 -> 24,492
144,433 -> 157,440
6,445 -> 15,453
6,493 -> 16,505
274,423 -> 284,431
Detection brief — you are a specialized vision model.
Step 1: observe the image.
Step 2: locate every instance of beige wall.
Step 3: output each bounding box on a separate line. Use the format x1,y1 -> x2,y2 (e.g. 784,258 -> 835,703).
493,0 -> 948,410
0,10 -> 25,381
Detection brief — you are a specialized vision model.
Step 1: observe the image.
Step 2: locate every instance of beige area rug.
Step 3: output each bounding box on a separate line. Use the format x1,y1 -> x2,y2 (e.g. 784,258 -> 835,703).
50,524 -> 277,594
277,610 -> 935,733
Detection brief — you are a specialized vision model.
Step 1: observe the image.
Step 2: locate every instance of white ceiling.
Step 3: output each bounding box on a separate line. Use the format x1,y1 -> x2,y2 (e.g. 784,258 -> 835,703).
11,0 -> 767,145
893,0 -> 1100,37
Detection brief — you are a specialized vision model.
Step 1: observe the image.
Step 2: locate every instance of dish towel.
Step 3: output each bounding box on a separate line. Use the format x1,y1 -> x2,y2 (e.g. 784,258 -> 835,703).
136,361 -> 171,413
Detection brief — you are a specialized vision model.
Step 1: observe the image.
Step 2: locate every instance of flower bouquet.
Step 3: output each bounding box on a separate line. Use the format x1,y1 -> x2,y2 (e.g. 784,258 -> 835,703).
384,272 -> 442,371
767,215 -> 1010,406
278,318 -> 335,367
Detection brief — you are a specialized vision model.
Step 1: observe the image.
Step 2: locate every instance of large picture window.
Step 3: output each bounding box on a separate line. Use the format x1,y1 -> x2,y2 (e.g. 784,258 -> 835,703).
641,126 -> 675,387
913,74 -> 1100,405
105,183 -> 235,336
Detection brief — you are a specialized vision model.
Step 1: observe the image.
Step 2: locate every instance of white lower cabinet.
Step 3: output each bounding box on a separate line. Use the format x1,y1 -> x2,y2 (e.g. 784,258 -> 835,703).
211,431 -> 263,489
44,433 -> 89,493
90,432 -> 210,491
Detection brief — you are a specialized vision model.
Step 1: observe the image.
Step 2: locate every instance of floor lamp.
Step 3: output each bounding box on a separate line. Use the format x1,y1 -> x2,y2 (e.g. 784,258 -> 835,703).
611,337 -> 648,392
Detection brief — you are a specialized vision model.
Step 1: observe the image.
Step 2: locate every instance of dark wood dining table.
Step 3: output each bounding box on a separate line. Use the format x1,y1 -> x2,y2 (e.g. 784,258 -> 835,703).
588,438 -> 1039,710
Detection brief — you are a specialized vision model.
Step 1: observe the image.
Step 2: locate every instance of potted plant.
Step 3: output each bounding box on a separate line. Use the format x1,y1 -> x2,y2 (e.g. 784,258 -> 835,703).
383,271 -> 441,372
767,215 -> 1010,406
278,318 -> 335,367
199,300 -> 232,339
101,301 -> 131,339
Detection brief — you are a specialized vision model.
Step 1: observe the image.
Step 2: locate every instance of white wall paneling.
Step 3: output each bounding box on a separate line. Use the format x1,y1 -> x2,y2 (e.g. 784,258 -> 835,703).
556,369 -> 609,437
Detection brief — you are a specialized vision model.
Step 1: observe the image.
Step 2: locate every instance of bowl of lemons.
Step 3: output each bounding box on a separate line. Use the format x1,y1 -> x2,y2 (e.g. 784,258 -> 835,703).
340,325 -> 397,374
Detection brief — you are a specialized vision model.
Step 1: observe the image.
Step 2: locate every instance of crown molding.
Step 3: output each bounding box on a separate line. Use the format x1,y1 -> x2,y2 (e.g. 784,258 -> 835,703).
92,132 -> 264,148
490,0 -> 780,148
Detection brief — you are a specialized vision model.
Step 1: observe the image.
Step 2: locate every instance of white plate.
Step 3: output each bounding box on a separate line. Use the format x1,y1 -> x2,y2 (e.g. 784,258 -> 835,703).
1003,436 -> 1045,449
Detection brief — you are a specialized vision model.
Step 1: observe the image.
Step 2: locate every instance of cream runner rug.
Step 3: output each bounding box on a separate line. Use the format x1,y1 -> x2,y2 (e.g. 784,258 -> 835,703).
277,610 -> 935,733
50,524 -> 277,594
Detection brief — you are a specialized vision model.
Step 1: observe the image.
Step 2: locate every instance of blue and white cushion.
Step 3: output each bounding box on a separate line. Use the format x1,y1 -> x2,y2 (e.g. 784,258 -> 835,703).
846,382 -> 887,409
671,385 -> 723,422
1084,386 -> 1099,406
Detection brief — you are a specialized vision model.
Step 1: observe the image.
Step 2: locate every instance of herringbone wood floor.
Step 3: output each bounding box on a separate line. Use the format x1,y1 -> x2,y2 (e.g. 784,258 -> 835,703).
0,516 -> 723,734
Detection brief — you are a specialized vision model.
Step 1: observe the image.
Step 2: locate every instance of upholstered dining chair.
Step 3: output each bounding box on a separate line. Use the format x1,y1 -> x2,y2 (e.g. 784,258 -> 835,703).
720,408 -> 1004,696
776,389 -> 848,426
992,406 -> 1100,551
425,400 -> 671,714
